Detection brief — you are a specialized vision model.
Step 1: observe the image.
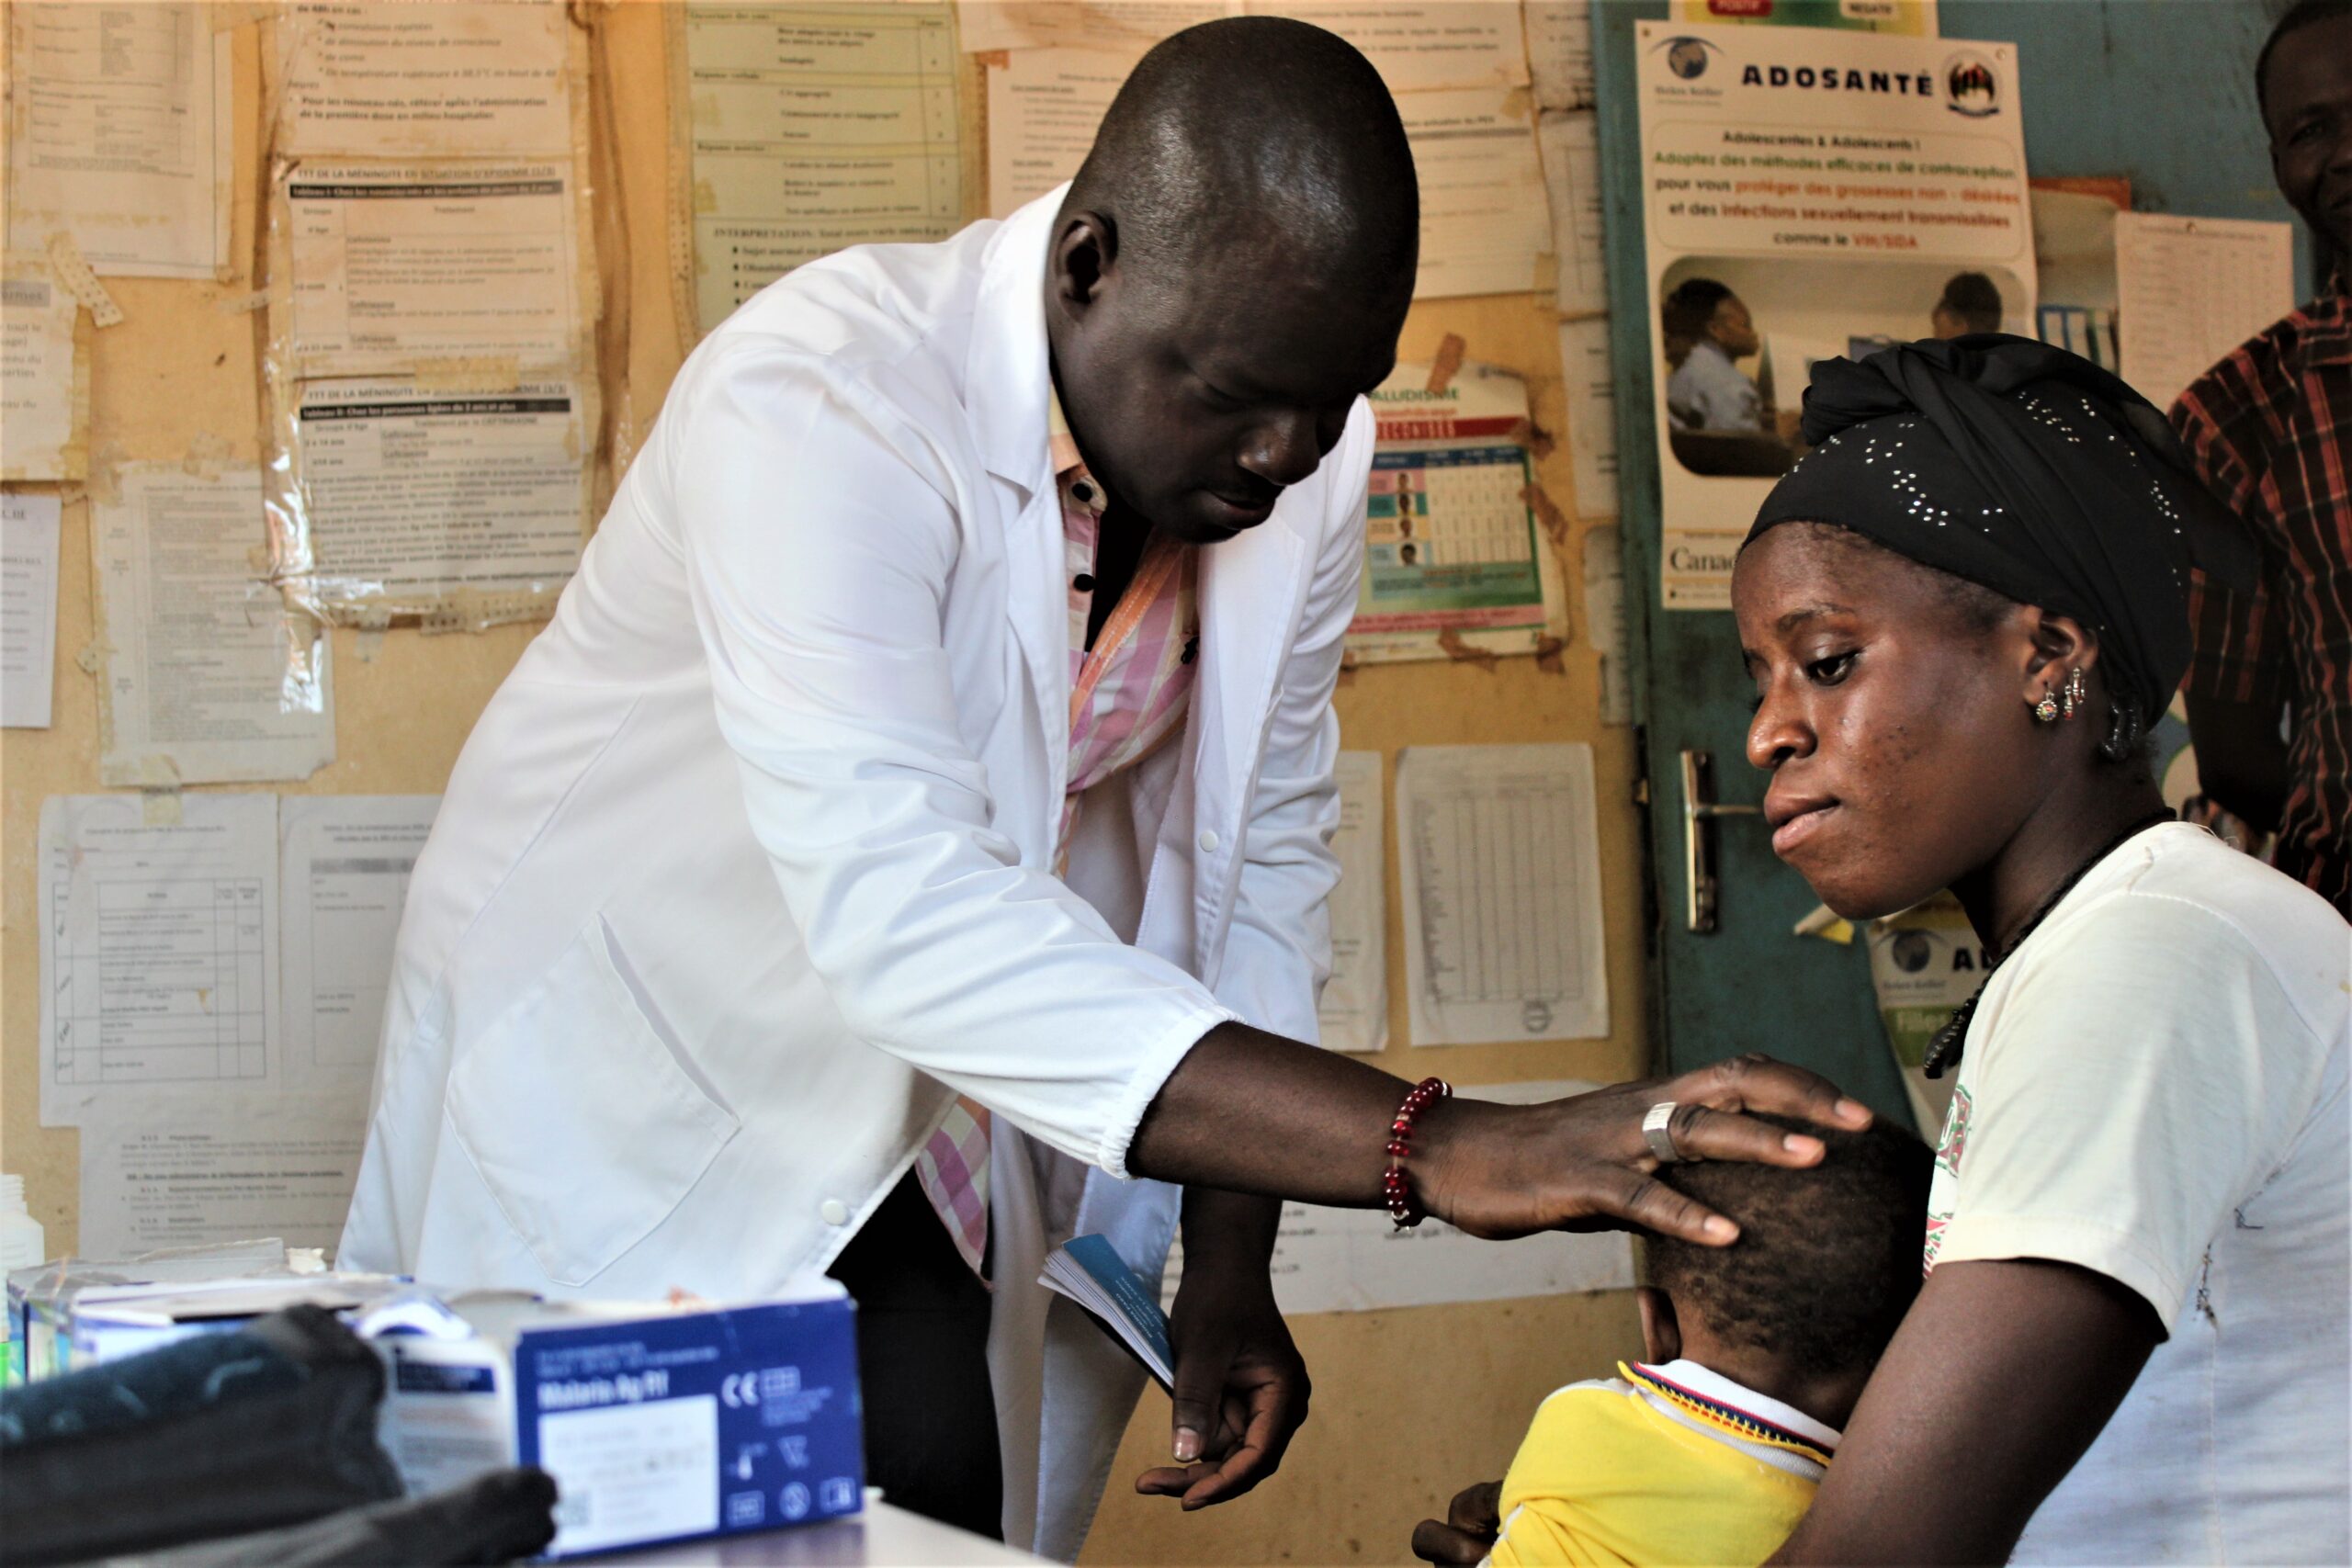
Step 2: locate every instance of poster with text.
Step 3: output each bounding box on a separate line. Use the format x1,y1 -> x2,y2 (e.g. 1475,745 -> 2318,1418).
1635,22 -> 2034,609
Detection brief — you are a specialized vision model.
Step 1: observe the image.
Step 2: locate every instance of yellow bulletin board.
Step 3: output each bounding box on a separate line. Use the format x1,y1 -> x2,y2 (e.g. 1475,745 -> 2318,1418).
0,6 -> 1644,1562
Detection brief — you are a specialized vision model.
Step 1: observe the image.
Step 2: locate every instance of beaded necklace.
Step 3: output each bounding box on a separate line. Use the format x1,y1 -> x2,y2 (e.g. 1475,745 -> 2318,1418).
1922,810 -> 2177,1079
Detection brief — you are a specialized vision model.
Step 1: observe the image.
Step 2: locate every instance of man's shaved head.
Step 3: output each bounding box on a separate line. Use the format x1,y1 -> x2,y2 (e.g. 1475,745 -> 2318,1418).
1066,17 -> 1419,309
1046,18 -> 1419,544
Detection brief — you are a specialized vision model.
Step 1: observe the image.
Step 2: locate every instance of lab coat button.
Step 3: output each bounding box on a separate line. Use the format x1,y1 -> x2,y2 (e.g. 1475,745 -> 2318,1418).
1197,830 -> 1219,853
819,1199 -> 851,1226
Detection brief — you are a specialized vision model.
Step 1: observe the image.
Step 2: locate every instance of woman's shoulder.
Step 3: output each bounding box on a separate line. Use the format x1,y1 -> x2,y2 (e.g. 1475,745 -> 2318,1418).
2019,825 -> 2348,1046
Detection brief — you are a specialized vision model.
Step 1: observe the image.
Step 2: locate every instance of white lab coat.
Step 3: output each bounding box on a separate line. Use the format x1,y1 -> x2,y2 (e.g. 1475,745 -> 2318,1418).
339,186 -> 1371,1558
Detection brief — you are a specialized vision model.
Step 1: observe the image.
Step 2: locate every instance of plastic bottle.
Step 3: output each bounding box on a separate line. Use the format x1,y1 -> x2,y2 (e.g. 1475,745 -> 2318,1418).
0,1174 -> 45,1385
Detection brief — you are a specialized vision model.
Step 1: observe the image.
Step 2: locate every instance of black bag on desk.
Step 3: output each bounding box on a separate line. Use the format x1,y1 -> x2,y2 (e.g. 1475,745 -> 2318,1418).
0,1304 -> 404,1565
96,1468 -> 559,1568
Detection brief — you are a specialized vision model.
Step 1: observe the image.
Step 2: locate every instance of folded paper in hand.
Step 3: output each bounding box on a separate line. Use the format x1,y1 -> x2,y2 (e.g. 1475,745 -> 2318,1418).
1038,1235 -> 1172,1391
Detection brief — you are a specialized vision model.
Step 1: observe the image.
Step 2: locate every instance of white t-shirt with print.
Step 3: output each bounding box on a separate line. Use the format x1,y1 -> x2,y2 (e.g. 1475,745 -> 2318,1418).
1925,823 -> 2349,1565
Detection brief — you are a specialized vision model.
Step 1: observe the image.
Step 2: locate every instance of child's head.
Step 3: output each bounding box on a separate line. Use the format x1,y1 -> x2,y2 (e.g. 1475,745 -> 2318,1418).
1640,1112 -> 1932,1418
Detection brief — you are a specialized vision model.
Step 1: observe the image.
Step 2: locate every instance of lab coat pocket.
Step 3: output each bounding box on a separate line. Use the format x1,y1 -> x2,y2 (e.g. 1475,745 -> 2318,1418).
447,917 -> 741,1287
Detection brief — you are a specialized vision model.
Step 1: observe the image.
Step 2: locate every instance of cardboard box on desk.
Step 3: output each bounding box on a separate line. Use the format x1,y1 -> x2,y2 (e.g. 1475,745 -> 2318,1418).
367,1282 -> 864,1560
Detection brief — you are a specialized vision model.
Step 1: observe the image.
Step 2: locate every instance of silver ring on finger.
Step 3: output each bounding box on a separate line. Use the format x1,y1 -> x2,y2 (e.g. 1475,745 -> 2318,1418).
1643,1100 -> 1693,1165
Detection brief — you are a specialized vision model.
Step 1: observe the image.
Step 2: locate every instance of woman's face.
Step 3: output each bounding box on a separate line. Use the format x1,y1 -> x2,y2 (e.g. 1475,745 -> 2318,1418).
1731,524 -> 2047,919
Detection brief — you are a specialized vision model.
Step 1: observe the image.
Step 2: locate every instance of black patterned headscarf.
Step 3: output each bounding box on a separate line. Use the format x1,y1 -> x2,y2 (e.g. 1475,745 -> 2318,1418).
1745,334 -> 2257,754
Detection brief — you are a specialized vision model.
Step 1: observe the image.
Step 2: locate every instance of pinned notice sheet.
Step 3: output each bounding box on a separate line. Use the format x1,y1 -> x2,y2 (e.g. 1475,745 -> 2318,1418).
3,491 -> 62,728
1161,1080 -> 1636,1314
2115,213 -> 2296,413
5,2 -> 233,278
274,2 -> 578,159
94,465 -> 334,788
1318,751 -> 1389,1054
680,3 -> 966,334
4,261 -> 85,481
987,49 -> 1130,219
48,795 -> 430,1253
1397,88 -> 1551,299
1396,743 -> 1607,1045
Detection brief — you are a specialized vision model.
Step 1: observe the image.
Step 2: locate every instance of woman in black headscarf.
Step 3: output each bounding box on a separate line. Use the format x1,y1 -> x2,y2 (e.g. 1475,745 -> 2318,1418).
1735,336 -> 2348,1564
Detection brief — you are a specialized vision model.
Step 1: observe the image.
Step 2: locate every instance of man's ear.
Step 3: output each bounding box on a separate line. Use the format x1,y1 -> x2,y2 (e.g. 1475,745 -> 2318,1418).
1048,210 -> 1117,316
1635,1286 -> 1682,1365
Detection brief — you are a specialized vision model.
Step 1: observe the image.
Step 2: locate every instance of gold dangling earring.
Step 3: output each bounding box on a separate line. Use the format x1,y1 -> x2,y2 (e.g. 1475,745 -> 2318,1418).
2062,667 -> 2086,721
2034,688 -> 2061,723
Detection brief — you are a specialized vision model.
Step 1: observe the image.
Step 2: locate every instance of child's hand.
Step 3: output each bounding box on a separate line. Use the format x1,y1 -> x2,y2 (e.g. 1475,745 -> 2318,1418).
1412,1480 -> 1502,1564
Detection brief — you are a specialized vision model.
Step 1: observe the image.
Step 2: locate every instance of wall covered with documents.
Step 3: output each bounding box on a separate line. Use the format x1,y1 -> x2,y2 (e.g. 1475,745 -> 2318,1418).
0,6 -> 1642,1563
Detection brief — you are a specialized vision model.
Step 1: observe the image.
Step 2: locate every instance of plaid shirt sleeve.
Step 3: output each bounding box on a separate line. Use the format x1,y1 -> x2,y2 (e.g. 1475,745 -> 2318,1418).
2172,375 -> 2289,708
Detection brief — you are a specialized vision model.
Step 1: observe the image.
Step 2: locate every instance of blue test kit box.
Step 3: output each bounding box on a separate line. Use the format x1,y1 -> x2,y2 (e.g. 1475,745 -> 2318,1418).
368,1281 -> 864,1559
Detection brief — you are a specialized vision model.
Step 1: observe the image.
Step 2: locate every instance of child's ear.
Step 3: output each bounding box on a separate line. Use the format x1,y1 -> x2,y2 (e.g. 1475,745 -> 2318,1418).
1635,1286 -> 1682,1364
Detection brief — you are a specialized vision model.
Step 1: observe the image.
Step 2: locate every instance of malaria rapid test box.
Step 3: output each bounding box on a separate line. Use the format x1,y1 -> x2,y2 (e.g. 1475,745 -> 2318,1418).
366,1280 -> 865,1559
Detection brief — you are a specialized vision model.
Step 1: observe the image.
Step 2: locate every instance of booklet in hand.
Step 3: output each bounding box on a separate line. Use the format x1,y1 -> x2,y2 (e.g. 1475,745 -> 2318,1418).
1037,1234 -> 1174,1392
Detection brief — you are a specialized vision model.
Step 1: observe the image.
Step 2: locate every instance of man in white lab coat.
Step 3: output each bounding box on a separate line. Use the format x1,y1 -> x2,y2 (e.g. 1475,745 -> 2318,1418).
342,17 -> 1872,1558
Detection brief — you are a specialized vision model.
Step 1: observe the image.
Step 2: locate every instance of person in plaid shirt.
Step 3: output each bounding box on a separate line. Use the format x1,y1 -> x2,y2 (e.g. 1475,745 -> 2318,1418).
2176,0 -> 2352,916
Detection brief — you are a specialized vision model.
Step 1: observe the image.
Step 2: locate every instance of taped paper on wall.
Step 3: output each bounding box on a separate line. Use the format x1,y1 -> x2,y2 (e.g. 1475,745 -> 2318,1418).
280,795 -> 437,1095
76,1100 -> 368,1258
680,4 -> 966,334
956,1 -> 1230,55
1397,87 -> 1551,300
1396,743 -> 1608,1044
1318,751 -> 1388,1054
2114,212 -> 2295,414
1525,2 -> 1596,110
1634,22 -> 2035,609
1267,3 -> 1529,92
4,491 -> 62,728
40,793 -> 283,1127
281,162 -> 586,378
273,1 -> 579,158
986,49 -> 1130,219
272,378 -> 589,616
1556,315 -> 1620,519
4,2 -> 233,277
94,465 -> 335,787
3,262 -> 86,481
1580,525 -> 1632,726
1162,1080 -> 1635,1314
1538,110 -> 1608,316
1349,360 -> 1566,663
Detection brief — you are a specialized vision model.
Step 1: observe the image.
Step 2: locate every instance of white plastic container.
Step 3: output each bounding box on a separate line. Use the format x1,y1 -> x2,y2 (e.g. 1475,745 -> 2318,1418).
1,1173 -> 46,1383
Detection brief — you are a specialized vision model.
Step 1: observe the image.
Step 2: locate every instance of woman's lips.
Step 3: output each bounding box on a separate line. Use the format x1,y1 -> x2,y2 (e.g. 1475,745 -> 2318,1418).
1770,802 -> 1838,856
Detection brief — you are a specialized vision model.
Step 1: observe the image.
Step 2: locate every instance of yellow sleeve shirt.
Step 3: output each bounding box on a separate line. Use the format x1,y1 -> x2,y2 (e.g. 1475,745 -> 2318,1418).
1487,1361 -> 1837,1568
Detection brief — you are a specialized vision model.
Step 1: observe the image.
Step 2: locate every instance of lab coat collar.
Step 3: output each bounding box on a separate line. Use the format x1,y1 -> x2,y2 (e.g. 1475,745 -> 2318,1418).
968,186 -> 1067,497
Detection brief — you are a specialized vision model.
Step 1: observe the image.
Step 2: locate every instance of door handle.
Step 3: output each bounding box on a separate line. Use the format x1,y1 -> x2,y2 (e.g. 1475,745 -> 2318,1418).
1680,750 -> 1760,934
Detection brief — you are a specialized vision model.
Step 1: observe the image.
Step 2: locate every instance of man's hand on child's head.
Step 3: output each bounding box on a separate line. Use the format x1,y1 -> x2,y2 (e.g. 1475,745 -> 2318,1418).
1412,1479 -> 1503,1565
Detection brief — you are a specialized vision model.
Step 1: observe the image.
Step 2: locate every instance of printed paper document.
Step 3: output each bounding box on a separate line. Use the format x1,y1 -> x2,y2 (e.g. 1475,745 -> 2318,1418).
1526,2 -> 1596,110
40,794 -> 283,1126
1162,1081 -> 1635,1314
285,162 -> 584,377
1267,3 -> 1528,92
1397,88 -> 1551,299
987,50 -> 1130,219
2115,212 -> 2295,413
4,264 -> 83,480
5,2 -> 232,277
1317,751 -> 1388,1054
280,795 -> 437,1099
1557,315 -> 1620,519
1539,111 -> 1608,316
3,491 -> 62,728
77,1103 -> 368,1258
1396,743 -> 1607,1044
275,1 -> 575,158
95,466 -> 335,787
284,378 -> 589,612
683,4 -> 966,333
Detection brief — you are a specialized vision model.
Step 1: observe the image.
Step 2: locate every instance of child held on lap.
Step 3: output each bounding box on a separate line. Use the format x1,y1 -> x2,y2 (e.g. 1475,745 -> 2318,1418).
1486,1113 -> 1930,1567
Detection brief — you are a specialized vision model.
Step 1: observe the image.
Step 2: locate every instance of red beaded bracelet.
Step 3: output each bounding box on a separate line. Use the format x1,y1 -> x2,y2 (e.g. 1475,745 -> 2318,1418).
1383,1076 -> 1453,1230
